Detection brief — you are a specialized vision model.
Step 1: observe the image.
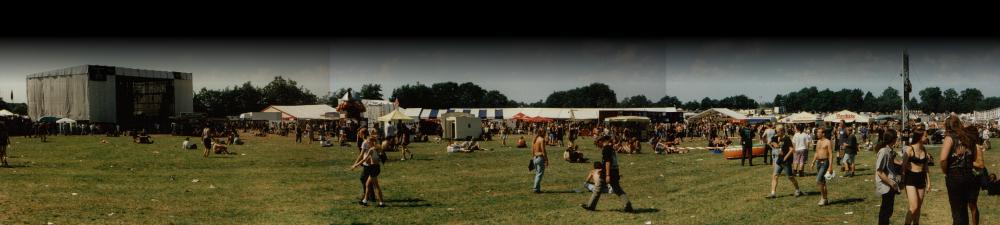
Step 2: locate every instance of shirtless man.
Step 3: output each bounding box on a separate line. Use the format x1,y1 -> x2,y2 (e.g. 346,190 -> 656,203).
811,128 -> 834,206
531,129 -> 548,193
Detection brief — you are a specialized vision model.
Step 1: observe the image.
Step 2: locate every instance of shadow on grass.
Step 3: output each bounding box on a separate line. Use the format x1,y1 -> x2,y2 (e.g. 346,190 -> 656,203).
541,190 -> 577,194
385,198 -> 426,203
827,198 -> 865,205
1,164 -> 30,168
609,208 -> 659,214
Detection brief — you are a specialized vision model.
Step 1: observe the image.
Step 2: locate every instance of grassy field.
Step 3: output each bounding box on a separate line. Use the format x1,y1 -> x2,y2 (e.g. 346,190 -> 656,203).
0,133 -> 998,225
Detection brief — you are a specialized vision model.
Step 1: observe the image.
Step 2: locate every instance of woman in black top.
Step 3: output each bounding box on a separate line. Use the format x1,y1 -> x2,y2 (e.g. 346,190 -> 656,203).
902,129 -> 931,225
938,116 -> 985,225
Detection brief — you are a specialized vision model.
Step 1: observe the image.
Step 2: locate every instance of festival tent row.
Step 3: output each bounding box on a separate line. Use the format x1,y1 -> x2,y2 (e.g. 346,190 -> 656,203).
822,110 -> 870,123
688,108 -> 748,122
779,112 -> 820,124
261,105 -> 339,121
412,107 -> 677,121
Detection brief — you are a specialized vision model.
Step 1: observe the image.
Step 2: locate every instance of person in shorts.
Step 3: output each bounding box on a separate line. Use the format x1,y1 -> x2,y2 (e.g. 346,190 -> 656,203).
842,127 -> 860,177
768,126 -> 802,198
792,125 -> 812,177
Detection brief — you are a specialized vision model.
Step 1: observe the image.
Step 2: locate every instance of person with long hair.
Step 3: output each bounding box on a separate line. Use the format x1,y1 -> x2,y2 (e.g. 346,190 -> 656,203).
350,136 -> 385,207
530,129 -> 548,193
939,116 -> 985,225
902,128 -> 931,225
875,129 -> 901,225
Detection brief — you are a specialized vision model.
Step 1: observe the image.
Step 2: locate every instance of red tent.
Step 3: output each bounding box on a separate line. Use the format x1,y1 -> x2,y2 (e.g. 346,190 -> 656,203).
527,116 -> 553,123
512,112 -> 527,120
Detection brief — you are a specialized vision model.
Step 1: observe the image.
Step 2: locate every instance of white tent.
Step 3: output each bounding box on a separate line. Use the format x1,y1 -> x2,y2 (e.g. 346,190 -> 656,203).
0,109 -> 14,116
56,118 -> 77,124
823,110 -> 870,123
781,112 -> 820,123
261,105 -> 338,120
690,108 -> 748,121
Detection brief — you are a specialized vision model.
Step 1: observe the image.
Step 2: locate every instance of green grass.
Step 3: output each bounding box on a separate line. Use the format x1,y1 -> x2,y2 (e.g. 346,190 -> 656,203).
1,133 -> 998,224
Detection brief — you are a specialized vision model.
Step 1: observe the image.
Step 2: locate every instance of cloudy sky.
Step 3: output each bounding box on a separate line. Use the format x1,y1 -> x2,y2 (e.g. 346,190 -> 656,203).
1,38 -> 999,105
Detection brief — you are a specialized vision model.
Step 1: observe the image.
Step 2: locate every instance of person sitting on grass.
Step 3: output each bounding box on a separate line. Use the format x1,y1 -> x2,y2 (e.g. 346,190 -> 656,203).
564,145 -> 587,163
136,129 -> 153,144
447,140 -> 474,153
516,136 -> 528,148
212,139 -> 233,155
182,137 -> 197,149
654,138 -> 668,154
320,134 -> 334,147
987,173 -> 1000,195
461,137 -> 486,151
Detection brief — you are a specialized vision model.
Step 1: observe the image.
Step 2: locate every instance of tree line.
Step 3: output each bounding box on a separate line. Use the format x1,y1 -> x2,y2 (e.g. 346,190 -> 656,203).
190,76 -> 1000,117
769,86 -> 1000,114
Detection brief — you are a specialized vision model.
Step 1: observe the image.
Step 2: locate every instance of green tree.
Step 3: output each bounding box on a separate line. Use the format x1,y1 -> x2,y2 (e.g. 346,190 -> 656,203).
620,95 -> 653,107
943,88 -> 960,113
656,95 -> 682,107
544,83 -> 617,108
959,88 -> 984,113
682,101 -> 701,111
919,87 -> 943,113
359,84 -> 384,100
877,87 -> 901,113
261,76 -> 318,105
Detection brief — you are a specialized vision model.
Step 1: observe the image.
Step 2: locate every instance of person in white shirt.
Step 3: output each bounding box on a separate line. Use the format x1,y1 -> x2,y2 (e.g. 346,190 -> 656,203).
983,127 -> 991,150
763,124 -> 777,164
792,125 -> 813,177
182,138 -> 195,149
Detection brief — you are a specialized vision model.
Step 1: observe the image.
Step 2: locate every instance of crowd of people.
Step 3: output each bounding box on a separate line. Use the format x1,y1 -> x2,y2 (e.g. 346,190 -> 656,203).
1,108 -> 997,220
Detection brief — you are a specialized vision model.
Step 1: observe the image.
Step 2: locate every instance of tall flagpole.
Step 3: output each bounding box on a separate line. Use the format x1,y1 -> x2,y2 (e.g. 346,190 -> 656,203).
901,50 -> 910,131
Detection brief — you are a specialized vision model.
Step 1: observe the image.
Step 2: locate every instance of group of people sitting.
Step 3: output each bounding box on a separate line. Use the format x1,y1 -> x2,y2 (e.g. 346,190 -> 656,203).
446,138 -> 485,153
611,137 -> 641,154
182,137 -> 235,155
563,145 -> 587,163
132,129 -> 153,144
652,136 -> 687,154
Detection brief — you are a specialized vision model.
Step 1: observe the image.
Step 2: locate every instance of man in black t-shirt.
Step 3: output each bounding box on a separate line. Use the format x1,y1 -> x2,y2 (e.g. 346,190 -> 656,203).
842,128 -> 859,177
741,125 -> 755,166
768,127 -> 803,198
582,135 -> 634,212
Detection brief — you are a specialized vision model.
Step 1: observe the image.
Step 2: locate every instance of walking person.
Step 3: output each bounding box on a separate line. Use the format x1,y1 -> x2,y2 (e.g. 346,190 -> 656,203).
812,128 -> 834,206
842,127 -> 860,177
792,125 -> 813,177
836,122 -> 848,173
939,117 -> 985,225
350,136 -> 385,207
0,122 -> 10,167
763,124 -> 776,164
902,128 -> 931,225
875,129 -> 901,225
768,126 -> 803,198
202,126 -> 212,158
295,126 -> 303,143
581,135 -> 634,212
740,124 -> 754,166
530,129 -> 548,193
500,124 -> 509,146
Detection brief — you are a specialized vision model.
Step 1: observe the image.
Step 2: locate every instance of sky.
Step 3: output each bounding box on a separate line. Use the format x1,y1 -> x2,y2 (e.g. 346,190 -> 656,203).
2,38 -> 1000,105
